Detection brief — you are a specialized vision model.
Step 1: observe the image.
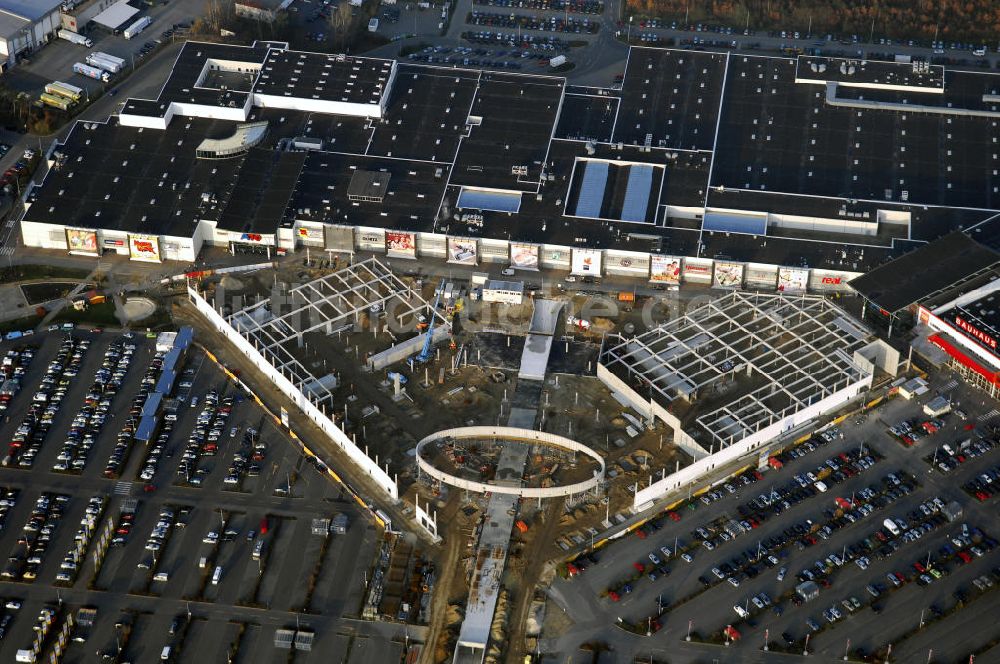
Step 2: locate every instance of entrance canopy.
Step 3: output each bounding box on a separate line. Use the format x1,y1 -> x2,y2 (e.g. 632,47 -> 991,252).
93,1 -> 139,30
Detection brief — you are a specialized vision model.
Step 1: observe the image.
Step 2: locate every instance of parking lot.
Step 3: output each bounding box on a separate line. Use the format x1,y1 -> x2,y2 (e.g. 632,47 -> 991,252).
0,329 -> 391,663
546,369 -> 1000,663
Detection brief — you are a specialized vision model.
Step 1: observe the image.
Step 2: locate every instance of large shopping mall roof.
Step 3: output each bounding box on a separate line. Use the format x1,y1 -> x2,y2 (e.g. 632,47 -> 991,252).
23,41 -> 1000,269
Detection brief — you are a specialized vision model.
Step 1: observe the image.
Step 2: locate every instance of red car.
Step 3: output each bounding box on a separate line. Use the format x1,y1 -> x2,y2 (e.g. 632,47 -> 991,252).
633,562 -> 645,573
667,511 -> 681,522
608,591 -> 620,602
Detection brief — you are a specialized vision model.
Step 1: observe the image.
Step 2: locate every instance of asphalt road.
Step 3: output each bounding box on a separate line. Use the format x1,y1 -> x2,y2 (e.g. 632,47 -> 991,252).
540,368 -> 1000,663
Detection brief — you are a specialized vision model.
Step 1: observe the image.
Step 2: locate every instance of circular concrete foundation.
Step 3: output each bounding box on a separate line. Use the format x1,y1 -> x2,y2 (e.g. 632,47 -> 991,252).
416,426 -> 604,498
121,297 -> 156,321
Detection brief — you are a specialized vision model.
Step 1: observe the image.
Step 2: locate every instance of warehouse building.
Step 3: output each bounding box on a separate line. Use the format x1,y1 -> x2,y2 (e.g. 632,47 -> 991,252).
0,0 -> 61,70
19,42 -> 1000,285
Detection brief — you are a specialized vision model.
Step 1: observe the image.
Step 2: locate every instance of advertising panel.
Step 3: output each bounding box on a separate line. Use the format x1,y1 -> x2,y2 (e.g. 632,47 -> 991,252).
385,231 -> 416,258
235,232 -> 266,243
447,237 -> 478,265
777,267 -> 809,293
324,225 -> 355,252
649,255 -> 682,284
570,248 -> 602,276
65,228 -> 98,256
605,251 -> 648,275
745,266 -> 778,289
509,243 -> 539,270
713,261 -> 744,288
128,234 -> 161,263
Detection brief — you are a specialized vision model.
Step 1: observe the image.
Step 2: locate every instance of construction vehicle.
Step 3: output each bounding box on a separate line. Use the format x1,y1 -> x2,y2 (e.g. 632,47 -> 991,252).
416,279 -> 445,363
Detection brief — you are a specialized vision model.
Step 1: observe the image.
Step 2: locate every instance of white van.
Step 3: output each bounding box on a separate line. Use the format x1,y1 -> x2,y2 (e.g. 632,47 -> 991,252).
211,566 -> 222,585
883,518 -> 900,536
160,645 -> 171,660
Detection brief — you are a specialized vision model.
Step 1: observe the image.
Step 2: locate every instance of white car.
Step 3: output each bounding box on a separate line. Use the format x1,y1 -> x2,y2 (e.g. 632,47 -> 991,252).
734,604 -> 749,619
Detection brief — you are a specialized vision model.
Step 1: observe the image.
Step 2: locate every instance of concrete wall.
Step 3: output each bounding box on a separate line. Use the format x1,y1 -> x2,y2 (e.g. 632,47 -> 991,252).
416,426 -> 604,498
366,326 -> 450,371
252,93 -> 382,119
188,286 -> 399,500
632,374 -> 872,508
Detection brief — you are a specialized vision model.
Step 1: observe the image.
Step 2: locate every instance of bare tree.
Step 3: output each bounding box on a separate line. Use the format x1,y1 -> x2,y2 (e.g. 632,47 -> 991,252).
329,2 -> 353,50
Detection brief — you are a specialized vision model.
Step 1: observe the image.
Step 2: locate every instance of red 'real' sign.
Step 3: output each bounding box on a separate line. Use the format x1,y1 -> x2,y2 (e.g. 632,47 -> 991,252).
820,276 -> 842,285
954,315 -> 998,350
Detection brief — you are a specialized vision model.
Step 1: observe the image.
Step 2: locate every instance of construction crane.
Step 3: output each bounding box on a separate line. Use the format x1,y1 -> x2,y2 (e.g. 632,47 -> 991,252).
417,278 -> 446,363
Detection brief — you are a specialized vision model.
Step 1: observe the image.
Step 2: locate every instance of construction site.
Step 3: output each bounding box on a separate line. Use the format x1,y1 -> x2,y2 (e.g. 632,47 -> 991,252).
193,258 -> 863,663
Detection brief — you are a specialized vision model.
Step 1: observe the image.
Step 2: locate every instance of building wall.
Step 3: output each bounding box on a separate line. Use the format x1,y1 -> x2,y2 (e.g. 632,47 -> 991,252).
252,93 -> 383,119
631,373 -> 873,508
189,285 -> 399,500
61,0 -> 117,31
21,219 -> 70,249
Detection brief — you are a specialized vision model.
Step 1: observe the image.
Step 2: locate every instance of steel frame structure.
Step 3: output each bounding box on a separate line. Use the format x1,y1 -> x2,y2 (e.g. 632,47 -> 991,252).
601,291 -> 871,449
225,257 -> 445,405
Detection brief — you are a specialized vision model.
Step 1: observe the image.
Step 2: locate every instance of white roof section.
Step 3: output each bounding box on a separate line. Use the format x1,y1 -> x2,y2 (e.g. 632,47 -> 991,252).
92,0 -> 138,29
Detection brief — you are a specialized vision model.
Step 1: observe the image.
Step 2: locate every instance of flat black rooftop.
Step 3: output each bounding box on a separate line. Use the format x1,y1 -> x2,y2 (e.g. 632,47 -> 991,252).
369,64 -> 478,162
711,53 -> 1000,211
254,51 -> 393,106
284,152 -> 445,229
121,42 -> 269,118
848,232 -> 1000,312
450,72 -> 563,192
26,118 -> 245,235
613,46 -> 726,150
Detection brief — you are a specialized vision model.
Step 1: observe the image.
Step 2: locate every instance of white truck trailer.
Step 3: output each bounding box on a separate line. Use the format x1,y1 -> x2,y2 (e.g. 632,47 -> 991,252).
57,29 -> 92,48
123,16 -> 152,40
73,62 -> 110,83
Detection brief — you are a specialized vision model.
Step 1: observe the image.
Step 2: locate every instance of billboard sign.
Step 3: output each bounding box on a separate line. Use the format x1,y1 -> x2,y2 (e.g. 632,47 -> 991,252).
649,255 -> 682,284
510,243 -> 539,270
570,248 -> 602,276
65,228 -> 98,256
128,235 -> 161,263
713,261 -> 743,288
777,267 -> 808,293
236,232 -> 265,243
447,237 -> 478,265
385,231 -> 416,258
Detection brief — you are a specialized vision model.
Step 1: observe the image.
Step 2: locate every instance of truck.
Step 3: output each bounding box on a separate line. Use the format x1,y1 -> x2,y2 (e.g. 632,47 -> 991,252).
123,16 -> 152,40
57,29 -> 92,48
39,92 -> 73,111
45,81 -> 83,102
549,54 -> 567,68
73,62 -> 110,83
86,52 -> 123,74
